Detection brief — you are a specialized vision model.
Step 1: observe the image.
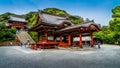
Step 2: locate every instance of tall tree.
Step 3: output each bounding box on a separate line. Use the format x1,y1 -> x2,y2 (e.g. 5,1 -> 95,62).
69,15 -> 84,24
85,18 -> 90,22
109,6 -> 120,44
112,6 -> 120,18
0,23 -> 16,42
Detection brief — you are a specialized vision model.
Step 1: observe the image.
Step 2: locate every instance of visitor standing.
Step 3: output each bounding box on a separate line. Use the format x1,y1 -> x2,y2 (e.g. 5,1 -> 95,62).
9,42 -> 13,46
97,41 -> 101,48
27,39 -> 30,47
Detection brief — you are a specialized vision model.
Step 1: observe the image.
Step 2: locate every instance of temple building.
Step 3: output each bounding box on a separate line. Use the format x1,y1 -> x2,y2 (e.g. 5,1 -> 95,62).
7,16 -> 28,30
28,10 -> 101,49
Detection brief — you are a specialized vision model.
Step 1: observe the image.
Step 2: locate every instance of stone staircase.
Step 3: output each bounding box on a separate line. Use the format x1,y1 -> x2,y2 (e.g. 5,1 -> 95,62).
16,31 -> 35,44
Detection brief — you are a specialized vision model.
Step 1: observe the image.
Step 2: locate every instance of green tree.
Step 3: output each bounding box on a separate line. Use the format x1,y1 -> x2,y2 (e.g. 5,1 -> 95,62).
69,15 -> 84,24
0,12 -> 15,22
109,6 -> 120,44
85,18 -> 90,22
0,23 -> 16,42
94,25 -> 115,44
43,8 -> 68,15
30,12 -> 38,26
29,32 -> 38,42
26,11 -> 36,20
112,6 -> 120,18
10,27 -> 17,34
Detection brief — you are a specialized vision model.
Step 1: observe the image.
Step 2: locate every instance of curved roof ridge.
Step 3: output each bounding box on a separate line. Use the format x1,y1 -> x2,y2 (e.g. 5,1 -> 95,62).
9,16 -> 28,23
57,22 -> 100,32
38,10 -> 72,26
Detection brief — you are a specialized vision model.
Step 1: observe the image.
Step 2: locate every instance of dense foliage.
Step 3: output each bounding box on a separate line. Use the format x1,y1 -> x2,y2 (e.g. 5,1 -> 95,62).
0,23 -> 16,42
43,8 -> 68,15
26,12 -> 38,27
94,6 -> 120,45
0,12 -> 15,22
109,6 -> 120,44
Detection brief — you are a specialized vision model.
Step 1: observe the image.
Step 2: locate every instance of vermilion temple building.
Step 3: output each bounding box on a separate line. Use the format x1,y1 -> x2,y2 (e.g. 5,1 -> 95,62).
28,10 -> 101,49
7,16 -> 28,30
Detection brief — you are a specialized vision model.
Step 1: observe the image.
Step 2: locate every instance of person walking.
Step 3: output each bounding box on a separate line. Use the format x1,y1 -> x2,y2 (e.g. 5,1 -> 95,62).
9,42 -> 13,46
97,41 -> 101,48
26,39 -> 30,47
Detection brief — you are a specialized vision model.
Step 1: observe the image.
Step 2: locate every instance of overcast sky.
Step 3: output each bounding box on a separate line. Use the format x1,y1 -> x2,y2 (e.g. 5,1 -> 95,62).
0,0 -> 120,26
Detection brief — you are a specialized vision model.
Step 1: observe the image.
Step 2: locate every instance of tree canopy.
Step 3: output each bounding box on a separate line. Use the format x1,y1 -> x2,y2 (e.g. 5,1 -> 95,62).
109,6 -> 120,44
0,23 -> 16,42
94,6 -> 120,45
43,8 -> 68,16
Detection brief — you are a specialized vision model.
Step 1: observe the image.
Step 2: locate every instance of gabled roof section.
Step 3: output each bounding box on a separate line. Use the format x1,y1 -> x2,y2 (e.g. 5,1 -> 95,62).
9,16 -> 28,23
38,10 -> 72,26
57,21 -> 101,32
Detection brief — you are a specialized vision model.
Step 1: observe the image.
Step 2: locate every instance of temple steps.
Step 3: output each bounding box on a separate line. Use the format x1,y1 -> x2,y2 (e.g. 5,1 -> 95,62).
16,31 -> 35,44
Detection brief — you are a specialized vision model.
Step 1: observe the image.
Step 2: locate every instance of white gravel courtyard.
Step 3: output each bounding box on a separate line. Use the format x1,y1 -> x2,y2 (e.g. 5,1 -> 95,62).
0,44 -> 120,68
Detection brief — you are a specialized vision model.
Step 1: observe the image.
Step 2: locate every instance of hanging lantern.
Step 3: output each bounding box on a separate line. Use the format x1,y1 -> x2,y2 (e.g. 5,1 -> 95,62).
64,24 -> 68,27
80,28 -> 83,30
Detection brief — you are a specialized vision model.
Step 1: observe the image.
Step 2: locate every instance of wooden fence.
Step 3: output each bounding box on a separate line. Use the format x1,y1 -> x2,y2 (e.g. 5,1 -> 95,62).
0,42 -> 20,46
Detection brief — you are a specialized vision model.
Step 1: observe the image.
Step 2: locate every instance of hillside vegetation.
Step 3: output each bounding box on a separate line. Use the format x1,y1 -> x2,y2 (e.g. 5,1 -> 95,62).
2,7 -> 120,45
0,8 -> 85,42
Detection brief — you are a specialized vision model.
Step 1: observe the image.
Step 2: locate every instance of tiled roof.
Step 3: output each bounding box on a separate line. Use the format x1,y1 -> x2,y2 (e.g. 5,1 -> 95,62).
9,16 -> 28,23
57,22 -> 100,32
38,11 -> 72,25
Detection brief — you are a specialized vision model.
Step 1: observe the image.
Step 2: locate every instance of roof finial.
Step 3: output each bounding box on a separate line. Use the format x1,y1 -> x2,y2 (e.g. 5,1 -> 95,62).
91,19 -> 94,22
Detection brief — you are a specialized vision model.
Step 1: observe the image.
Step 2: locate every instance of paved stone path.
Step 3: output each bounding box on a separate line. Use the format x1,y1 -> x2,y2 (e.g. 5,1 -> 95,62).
0,44 -> 120,68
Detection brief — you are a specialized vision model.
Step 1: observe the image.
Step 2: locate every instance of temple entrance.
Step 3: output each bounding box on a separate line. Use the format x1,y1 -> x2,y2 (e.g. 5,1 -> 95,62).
16,27 -> 22,30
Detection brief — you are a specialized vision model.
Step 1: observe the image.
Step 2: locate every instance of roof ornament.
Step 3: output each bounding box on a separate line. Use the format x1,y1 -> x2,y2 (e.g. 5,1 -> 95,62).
91,20 -> 94,22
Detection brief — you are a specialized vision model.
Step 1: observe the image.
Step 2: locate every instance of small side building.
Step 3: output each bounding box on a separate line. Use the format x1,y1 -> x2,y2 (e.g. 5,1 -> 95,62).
7,16 -> 28,30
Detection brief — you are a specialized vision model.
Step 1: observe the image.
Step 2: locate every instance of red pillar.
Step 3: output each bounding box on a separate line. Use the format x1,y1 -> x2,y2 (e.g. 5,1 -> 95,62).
54,35 -> 56,42
79,32 -> 83,48
60,35 -> 62,43
46,29 -> 48,41
38,32 -> 40,41
91,32 -> 94,47
59,35 -> 62,47
68,34 -> 71,46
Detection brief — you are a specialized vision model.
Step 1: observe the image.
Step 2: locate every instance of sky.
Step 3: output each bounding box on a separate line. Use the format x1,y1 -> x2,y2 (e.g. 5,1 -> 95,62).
0,0 -> 120,26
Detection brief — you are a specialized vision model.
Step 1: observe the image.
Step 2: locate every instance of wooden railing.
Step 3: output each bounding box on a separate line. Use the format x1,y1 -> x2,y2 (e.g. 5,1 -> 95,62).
36,40 -> 58,49
0,42 -> 20,46
59,42 -> 68,47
